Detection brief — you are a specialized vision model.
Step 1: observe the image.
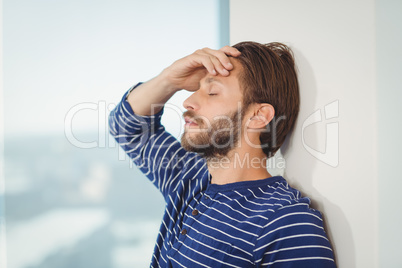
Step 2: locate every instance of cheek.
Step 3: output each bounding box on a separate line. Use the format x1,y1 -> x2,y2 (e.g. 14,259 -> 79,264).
201,95 -> 243,120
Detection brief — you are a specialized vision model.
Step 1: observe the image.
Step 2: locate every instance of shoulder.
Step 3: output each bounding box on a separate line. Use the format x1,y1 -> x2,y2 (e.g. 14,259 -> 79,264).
252,178 -> 336,267
256,177 -> 328,243
246,176 -> 308,213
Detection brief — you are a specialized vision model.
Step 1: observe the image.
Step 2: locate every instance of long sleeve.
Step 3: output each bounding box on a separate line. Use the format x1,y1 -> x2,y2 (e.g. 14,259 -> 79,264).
108,83 -> 197,198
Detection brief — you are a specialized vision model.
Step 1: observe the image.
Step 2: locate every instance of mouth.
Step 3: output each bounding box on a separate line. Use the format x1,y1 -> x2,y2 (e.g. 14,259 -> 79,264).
184,117 -> 199,127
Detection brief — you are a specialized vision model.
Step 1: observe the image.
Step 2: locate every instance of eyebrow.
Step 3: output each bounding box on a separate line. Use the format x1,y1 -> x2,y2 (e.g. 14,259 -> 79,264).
204,77 -> 223,85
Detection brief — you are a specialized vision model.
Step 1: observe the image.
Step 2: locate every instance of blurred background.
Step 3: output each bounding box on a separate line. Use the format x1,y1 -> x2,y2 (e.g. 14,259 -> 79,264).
3,0 -> 401,267
1,0 -> 228,267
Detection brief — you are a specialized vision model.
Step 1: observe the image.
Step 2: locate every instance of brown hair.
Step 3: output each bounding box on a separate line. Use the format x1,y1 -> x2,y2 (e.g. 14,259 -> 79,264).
233,41 -> 300,158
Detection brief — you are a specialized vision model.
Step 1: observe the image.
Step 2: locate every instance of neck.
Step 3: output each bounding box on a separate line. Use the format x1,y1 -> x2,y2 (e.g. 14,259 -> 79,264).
206,146 -> 272,185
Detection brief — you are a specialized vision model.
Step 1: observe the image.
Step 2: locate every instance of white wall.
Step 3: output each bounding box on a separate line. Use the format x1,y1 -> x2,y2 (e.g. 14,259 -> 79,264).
376,0 -> 402,267
230,1 -> 378,267
0,0 -> 6,265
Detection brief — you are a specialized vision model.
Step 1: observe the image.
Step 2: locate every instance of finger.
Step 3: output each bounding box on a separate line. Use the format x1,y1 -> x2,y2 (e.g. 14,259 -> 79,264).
192,52 -> 217,76
206,54 -> 230,76
196,53 -> 228,76
201,47 -> 235,71
219,45 -> 242,57
194,50 -> 230,76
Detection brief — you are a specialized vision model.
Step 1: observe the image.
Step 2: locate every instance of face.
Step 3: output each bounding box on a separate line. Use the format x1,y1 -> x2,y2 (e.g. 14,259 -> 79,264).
180,59 -> 245,159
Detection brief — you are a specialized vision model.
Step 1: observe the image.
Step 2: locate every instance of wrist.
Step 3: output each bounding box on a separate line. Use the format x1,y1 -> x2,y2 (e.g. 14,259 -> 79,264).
157,69 -> 181,93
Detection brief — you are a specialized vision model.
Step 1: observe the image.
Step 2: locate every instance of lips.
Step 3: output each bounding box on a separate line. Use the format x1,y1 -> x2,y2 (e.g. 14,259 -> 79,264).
184,117 -> 199,127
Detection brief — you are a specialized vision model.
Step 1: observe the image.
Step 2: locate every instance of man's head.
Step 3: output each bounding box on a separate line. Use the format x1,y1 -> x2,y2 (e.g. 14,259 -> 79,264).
181,41 -> 300,159
233,41 -> 300,157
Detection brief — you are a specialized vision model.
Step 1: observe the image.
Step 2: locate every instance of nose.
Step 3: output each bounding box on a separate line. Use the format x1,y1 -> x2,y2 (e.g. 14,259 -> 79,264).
183,92 -> 200,111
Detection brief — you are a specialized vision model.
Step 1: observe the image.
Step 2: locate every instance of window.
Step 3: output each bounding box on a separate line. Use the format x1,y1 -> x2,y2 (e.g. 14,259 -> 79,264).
2,1 -> 227,267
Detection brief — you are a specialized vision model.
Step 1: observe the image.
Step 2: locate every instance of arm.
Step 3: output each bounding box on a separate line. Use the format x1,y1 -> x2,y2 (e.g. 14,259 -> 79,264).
126,46 -> 241,116
109,46 -> 241,197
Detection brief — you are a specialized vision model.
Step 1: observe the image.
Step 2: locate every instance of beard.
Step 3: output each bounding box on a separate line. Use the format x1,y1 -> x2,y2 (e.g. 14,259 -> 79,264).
180,109 -> 243,160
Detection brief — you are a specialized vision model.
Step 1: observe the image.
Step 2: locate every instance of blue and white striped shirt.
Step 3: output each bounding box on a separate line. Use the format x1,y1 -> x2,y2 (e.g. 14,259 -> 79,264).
109,83 -> 336,267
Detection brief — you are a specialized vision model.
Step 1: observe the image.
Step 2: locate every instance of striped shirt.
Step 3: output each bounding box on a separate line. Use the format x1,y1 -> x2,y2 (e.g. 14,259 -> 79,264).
109,83 -> 336,267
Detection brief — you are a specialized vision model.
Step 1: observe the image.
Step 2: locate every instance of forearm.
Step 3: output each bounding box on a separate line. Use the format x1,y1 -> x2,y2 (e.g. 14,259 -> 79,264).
108,83 -> 188,197
126,73 -> 179,116
126,46 -> 241,116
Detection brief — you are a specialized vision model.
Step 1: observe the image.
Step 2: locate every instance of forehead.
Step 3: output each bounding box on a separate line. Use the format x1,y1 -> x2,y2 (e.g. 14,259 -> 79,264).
201,58 -> 243,88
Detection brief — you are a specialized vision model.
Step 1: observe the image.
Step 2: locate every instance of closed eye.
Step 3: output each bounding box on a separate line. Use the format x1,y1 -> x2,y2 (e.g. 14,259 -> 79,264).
208,93 -> 218,96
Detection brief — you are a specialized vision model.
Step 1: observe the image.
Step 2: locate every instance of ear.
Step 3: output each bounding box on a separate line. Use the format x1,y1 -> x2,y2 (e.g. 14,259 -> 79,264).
247,103 -> 275,129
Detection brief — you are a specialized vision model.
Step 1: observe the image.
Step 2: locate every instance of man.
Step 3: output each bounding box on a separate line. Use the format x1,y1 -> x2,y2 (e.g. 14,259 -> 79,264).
109,41 -> 336,267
